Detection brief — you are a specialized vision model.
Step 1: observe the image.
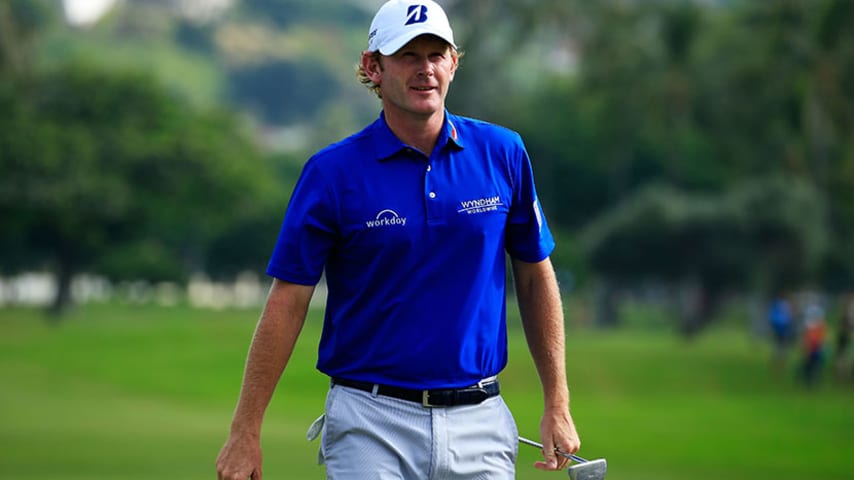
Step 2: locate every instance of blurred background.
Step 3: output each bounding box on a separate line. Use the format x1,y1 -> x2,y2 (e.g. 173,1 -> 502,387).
1,1 -> 853,479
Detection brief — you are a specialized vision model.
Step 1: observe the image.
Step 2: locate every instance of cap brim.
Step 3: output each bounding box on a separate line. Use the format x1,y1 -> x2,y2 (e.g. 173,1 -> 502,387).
377,29 -> 456,55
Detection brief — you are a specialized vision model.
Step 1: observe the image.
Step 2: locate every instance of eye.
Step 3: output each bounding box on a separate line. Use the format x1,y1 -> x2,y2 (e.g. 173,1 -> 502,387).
430,50 -> 449,61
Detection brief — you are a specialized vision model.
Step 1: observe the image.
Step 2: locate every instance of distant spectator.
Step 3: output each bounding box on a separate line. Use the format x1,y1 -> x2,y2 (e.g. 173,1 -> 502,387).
768,295 -> 794,374
800,304 -> 827,387
833,295 -> 854,382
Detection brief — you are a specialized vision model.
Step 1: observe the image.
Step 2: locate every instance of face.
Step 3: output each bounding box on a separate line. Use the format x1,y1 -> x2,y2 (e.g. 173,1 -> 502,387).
363,35 -> 458,120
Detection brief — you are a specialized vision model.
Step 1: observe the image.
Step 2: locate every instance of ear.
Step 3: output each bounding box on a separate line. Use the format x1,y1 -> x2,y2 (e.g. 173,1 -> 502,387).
361,51 -> 383,84
448,53 -> 458,82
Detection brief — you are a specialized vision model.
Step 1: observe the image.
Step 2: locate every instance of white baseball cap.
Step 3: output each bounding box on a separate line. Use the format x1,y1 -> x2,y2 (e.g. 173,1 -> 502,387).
367,0 -> 456,55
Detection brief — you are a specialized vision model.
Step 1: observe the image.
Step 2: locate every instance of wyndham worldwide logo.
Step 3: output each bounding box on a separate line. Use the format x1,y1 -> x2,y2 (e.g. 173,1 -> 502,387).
405,5 -> 429,25
366,209 -> 407,228
457,196 -> 503,215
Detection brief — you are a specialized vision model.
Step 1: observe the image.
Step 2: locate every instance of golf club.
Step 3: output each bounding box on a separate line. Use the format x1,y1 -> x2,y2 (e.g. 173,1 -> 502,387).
518,436 -> 608,480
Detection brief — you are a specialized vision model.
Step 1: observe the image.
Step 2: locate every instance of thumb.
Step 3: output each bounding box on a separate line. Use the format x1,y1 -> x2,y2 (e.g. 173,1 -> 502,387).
535,441 -> 559,470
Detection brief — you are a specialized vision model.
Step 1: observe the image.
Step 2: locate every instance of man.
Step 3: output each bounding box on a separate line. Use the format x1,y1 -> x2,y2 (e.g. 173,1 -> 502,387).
216,1 -> 580,478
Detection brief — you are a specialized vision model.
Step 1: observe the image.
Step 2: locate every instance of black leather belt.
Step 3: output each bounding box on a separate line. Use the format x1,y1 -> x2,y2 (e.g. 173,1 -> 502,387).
332,377 -> 500,408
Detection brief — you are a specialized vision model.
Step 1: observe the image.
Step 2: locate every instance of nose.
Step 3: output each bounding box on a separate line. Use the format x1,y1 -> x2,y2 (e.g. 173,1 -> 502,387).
417,58 -> 434,77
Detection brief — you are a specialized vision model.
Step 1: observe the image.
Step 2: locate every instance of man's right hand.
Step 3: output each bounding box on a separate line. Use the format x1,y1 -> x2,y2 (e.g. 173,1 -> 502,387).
216,432 -> 263,480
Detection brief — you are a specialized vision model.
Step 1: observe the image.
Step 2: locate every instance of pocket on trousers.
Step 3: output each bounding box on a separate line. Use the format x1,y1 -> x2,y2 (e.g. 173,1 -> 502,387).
306,413 -> 326,465
497,396 -> 520,460
318,386 -> 343,465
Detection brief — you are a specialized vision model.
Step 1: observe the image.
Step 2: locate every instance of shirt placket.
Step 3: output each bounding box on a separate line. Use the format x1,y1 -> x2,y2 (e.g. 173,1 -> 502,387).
424,149 -> 446,226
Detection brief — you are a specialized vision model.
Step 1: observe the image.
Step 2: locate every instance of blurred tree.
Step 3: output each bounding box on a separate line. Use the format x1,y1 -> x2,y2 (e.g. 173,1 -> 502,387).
0,62 -> 276,316
694,0 -> 854,290
450,0 -> 854,297
3,0 -> 853,320
0,0 -> 52,77
810,0 -> 854,289
227,59 -> 338,126
174,19 -> 216,55
239,0 -> 368,29
581,176 -> 828,334
0,0 -> 52,275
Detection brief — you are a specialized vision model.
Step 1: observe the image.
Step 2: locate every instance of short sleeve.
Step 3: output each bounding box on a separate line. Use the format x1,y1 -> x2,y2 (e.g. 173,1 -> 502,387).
504,139 -> 555,262
266,158 -> 338,285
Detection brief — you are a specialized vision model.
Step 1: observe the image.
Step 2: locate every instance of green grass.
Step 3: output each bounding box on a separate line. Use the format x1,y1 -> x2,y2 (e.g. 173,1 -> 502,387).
1,303 -> 852,479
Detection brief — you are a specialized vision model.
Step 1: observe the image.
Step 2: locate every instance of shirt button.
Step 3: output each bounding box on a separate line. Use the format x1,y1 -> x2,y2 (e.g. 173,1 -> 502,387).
429,192 -> 437,199
427,165 -> 432,172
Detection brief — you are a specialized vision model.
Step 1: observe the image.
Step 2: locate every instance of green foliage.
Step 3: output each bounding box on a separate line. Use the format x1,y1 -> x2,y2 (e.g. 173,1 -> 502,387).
227,58 -> 338,125
240,0 -> 369,29
31,0 -> 377,152
0,0 -> 53,75
4,0 -> 854,314
173,20 -> 217,55
0,61 -> 277,308
455,0 -> 854,293
581,176 -> 829,292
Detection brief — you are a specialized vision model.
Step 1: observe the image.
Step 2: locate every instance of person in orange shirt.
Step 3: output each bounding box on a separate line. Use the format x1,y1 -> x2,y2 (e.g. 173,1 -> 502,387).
801,304 -> 827,387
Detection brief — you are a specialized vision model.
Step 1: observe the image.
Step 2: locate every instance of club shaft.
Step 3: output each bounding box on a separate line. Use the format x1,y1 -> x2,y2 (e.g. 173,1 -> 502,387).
518,436 -> 588,463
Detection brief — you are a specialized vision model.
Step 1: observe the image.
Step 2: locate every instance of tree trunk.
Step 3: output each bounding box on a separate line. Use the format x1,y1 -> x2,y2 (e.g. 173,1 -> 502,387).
594,278 -> 620,328
48,256 -> 74,320
678,279 -> 722,337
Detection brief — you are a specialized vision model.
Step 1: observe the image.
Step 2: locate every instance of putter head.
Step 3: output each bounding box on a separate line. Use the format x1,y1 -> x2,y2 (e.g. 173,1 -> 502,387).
567,458 -> 607,480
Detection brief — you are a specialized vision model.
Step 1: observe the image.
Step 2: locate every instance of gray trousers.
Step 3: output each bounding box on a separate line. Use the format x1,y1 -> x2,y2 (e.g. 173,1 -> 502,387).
318,383 -> 518,479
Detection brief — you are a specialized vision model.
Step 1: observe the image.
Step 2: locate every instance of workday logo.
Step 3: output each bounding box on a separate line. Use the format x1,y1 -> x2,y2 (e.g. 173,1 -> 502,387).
405,5 -> 429,25
366,209 -> 407,228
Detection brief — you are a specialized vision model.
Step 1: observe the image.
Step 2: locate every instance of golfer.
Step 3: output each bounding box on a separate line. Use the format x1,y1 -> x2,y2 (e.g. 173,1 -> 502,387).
216,1 -> 580,478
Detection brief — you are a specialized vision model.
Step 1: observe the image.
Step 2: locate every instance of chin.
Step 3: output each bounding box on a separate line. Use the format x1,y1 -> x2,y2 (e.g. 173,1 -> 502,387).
409,101 -> 443,114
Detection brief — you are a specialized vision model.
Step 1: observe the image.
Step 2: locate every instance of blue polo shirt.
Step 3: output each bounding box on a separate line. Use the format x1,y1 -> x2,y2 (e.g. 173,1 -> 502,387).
267,111 -> 555,389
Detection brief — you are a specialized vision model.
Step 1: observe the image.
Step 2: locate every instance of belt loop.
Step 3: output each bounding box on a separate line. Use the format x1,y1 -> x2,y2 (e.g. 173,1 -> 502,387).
477,376 -> 497,388
422,390 -> 435,408
371,384 -> 379,398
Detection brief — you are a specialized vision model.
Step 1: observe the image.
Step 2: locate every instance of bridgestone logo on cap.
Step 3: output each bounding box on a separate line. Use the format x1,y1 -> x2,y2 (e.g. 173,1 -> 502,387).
406,5 -> 429,25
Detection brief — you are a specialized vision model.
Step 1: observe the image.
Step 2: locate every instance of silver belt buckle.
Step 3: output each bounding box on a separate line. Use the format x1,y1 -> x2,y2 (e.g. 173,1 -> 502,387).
421,390 -> 436,408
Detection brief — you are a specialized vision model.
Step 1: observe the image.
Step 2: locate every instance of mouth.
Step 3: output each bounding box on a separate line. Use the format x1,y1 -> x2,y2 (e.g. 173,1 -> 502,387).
411,85 -> 437,93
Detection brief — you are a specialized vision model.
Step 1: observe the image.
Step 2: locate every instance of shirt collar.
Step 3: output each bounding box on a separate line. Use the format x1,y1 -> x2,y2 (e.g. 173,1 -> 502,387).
373,110 -> 464,162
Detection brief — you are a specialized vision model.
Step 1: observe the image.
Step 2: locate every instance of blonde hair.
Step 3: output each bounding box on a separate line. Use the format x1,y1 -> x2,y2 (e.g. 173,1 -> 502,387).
356,51 -> 384,98
356,48 -> 463,99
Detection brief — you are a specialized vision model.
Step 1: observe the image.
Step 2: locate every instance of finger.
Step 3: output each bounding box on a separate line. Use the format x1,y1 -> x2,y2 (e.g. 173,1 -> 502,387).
534,458 -> 566,471
563,436 -> 581,454
536,444 -> 559,471
554,446 -> 572,469
218,468 -> 252,480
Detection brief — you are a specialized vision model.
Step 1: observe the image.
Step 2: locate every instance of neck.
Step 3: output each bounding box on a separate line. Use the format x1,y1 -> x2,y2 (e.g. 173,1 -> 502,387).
383,107 -> 445,156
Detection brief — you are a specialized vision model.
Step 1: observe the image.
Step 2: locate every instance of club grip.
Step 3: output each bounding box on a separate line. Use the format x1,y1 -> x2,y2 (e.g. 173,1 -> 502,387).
517,436 -> 588,463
